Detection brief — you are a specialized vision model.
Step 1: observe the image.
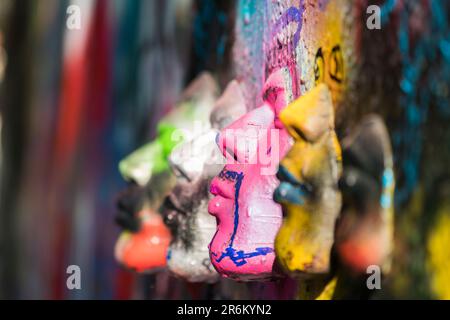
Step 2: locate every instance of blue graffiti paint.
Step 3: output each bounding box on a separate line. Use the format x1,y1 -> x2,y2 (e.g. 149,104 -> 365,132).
218,169 -> 244,247
382,168 -> 395,189
381,168 -> 394,209
318,0 -> 331,11
271,4 -> 304,50
193,0 -> 229,73
214,169 -> 274,267
268,3 -> 305,96
380,0 -> 397,26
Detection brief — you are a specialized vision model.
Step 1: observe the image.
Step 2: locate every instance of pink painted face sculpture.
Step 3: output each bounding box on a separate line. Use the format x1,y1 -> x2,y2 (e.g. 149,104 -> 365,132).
162,81 -> 246,283
208,68 -> 294,281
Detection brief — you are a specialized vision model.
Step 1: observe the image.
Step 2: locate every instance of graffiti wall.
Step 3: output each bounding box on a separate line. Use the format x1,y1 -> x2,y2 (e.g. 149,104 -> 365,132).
0,0 -> 448,301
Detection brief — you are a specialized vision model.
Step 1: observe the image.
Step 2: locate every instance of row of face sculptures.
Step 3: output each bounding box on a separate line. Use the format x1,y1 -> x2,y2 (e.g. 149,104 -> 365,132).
114,0 -> 395,298
113,70 -> 394,298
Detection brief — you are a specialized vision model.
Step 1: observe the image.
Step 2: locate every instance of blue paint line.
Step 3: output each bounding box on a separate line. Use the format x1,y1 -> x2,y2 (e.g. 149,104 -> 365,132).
273,181 -> 306,205
215,169 -> 274,267
218,170 -> 244,248
215,247 -> 274,267
271,4 -> 305,49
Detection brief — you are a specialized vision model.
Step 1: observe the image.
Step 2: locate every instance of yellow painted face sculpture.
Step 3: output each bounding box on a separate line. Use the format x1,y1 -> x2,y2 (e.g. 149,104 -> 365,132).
273,0 -> 394,299
274,84 -> 342,276
273,0 -> 350,283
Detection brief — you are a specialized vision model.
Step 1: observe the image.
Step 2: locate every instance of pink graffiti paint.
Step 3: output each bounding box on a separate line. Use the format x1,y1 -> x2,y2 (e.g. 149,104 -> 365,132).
208,68 -> 294,281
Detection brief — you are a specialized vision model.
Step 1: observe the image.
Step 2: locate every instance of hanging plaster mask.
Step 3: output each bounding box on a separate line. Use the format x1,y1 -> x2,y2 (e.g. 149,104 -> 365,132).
336,115 -> 394,274
274,84 -> 342,278
257,0 -> 362,299
114,73 -> 219,273
270,0 -> 355,272
208,68 -> 294,281
161,81 -> 247,283
269,1 -> 397,299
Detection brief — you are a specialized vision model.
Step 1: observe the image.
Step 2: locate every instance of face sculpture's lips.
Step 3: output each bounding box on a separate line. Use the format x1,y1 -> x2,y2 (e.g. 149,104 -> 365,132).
163,192 -> 186,215
208,171 -> 236,217
273,165 -> 311,206
162,182 -> 221,283
161,191 -> 190,239
161,190 -> 194,242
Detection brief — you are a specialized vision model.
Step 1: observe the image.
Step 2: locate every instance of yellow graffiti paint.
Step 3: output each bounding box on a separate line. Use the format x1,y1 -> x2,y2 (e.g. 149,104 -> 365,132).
298,0 -> 353,108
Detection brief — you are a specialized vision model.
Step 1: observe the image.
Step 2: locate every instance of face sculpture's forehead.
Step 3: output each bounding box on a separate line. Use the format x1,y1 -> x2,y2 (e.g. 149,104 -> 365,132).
235,0 -> 354,117
295,0 -> 356,118
210,81 -> 248,130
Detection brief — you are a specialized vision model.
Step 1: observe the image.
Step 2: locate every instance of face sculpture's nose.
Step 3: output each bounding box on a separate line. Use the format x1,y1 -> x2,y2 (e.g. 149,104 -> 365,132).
216,104 -> 275,165
217,68 -> 293,166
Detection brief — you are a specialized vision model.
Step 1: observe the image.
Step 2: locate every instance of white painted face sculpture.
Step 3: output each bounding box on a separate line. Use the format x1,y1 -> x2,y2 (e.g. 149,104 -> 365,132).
114,73 -> 219,273
162,81 -> 247,283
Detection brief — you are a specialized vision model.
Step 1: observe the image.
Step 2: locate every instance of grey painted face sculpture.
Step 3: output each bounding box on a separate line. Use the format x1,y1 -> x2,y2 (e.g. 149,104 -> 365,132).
161,81 -> 247,283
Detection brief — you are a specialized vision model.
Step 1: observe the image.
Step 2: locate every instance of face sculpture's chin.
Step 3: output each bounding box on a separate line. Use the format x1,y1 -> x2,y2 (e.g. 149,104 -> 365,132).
208,69 -> 294,281
209,167 -> 284,281
115,209 -> 172,273
162,176 -> 219,283
165,197 -> 218,283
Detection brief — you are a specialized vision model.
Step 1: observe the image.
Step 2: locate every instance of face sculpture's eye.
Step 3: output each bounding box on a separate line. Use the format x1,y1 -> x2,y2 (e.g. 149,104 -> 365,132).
172,163 -> 192,182
314,48 -> 325,84
329,45 -> 344,84
161,196 -> 180,229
